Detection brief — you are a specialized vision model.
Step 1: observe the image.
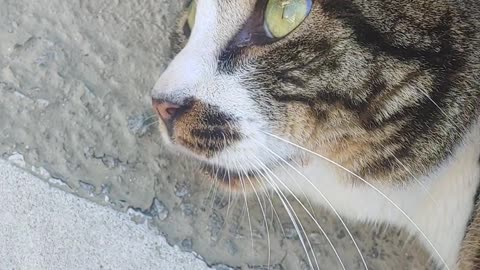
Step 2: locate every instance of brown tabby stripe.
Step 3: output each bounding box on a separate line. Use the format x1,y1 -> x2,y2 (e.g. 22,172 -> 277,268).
467,173 -> 480,233
459,157 -> 480,270
321,0 -> 459,68
460,204 -> 480,269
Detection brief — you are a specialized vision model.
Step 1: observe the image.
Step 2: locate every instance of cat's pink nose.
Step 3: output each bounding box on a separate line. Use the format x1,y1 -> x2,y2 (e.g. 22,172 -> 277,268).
152,98 -> 181,124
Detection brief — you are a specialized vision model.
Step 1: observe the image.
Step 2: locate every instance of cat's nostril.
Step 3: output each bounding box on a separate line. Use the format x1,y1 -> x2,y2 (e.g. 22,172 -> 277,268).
152,98 -> 182,124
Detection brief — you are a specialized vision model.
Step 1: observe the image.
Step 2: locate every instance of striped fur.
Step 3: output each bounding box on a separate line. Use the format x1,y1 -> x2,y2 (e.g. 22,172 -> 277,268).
459,185 -> 480,269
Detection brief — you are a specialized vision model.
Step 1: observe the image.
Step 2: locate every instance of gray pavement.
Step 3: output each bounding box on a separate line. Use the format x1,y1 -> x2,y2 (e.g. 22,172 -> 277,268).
0,160 -> 212,270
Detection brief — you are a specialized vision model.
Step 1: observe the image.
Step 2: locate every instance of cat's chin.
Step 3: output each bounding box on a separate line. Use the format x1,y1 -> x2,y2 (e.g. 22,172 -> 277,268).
198,161 -> 268,192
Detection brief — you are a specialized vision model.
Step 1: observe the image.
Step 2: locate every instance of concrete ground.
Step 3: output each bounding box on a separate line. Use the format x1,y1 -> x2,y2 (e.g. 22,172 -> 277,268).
0,159 -> 211,270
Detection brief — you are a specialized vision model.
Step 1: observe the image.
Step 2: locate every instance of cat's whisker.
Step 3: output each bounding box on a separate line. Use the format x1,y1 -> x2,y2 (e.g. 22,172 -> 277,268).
203,182 -> 215,210
239,159 -> 272,269
386,150 -> 440,207
209,166 -> 220,214
226,174 -> 233,220
262,131 -> 450,270
205,167 -> 218,209
253,165 -> 316,270
252,155 -> 345,270
234,157 -> 255,257
378,89 -> 464,209
251,137 -> 366,270
256,162 -> 320,270
255,170 -> 287,238
142,113 -> 158,122
144,120 -> 160,130
222,134 -> 234,220
280,156 -> 321,221
214,135 -> 230,211
415,88 -> 465,134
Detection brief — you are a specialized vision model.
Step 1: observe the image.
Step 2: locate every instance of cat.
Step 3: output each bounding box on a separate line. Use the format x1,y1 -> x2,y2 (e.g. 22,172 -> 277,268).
151,0 -> 480,269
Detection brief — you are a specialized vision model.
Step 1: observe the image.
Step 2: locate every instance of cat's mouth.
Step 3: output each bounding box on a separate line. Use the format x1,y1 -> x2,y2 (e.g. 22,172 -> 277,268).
199,162 -> 267,190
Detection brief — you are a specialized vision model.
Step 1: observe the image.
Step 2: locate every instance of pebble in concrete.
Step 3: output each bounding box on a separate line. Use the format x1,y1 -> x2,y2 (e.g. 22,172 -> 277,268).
150,198 -> 169,221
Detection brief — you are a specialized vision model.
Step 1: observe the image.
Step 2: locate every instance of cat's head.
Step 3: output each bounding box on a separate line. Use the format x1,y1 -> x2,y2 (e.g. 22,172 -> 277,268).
151,0 -> 479,189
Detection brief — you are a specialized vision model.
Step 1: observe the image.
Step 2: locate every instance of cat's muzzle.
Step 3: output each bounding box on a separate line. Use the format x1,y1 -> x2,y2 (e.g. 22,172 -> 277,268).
152,97 -> 242,159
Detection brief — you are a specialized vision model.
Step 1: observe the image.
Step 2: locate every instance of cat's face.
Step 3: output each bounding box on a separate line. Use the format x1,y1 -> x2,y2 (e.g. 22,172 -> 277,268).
152,0 -> 479,189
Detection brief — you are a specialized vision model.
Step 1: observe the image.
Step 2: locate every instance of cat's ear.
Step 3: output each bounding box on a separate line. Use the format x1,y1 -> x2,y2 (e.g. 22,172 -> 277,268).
186,0 -> 196,33
169,2 -> 193,56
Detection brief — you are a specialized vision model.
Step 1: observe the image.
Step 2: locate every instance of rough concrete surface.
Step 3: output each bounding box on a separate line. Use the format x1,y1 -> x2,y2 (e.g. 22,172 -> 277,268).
0,0 -> 434,269
0,160 -> 212,270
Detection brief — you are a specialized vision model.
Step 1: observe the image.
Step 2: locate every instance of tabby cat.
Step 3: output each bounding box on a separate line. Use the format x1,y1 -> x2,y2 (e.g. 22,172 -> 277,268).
151,0 -> 480,269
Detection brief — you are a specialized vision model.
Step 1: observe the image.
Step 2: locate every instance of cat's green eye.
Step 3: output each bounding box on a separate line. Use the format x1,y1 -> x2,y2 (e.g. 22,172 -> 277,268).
187,1 -> 197,30
265,0 -> 312,39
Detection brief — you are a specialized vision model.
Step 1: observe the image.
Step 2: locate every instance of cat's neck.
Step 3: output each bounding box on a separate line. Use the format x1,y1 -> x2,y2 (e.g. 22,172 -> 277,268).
275,121 -> 480,269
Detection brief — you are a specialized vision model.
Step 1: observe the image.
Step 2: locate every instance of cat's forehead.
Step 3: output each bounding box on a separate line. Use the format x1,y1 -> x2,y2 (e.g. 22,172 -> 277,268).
193,0 -> 257,43
214,0 -> 257,14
